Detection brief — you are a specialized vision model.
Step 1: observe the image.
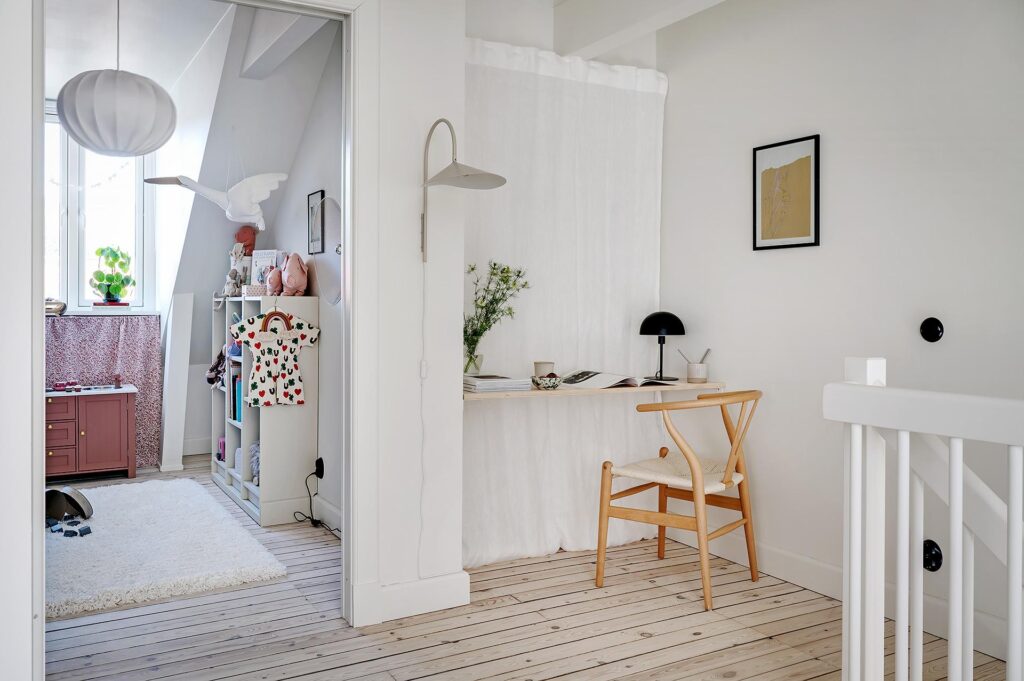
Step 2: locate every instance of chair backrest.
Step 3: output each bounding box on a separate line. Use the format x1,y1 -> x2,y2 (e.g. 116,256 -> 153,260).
636,390 -> 762,488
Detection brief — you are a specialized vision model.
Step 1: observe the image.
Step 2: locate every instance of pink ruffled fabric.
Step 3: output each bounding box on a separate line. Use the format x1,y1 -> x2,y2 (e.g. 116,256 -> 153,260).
45,315 -> 163,468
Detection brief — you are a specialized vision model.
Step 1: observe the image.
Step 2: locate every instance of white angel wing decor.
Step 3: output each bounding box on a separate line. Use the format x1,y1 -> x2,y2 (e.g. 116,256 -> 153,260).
145,172 -> 288,231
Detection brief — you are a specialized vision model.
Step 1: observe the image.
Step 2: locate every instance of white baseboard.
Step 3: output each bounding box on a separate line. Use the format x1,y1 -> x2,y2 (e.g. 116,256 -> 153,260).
349,571 -> 470,627
158,464 -> 185,472
313,495 -> 342,532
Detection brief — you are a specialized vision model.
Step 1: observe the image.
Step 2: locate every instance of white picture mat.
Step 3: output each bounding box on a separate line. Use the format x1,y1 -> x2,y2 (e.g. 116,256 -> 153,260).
754,137 -> 817,248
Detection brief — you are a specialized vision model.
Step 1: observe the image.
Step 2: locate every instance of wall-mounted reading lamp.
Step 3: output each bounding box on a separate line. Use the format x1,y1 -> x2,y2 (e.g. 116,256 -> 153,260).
421,118 -> 506,261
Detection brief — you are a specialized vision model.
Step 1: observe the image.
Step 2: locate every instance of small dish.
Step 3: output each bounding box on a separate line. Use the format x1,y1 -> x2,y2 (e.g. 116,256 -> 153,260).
532,375 -> 562,390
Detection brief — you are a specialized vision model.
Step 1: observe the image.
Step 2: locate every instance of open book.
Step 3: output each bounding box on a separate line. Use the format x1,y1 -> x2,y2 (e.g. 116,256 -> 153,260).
559,370 -> 675,390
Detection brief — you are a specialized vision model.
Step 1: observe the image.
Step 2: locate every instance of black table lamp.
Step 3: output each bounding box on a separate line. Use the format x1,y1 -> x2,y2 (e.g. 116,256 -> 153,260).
640,311 -> 685,381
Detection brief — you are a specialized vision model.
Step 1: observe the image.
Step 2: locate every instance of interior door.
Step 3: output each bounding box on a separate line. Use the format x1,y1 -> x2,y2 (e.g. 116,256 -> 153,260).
78,394 -> 128,472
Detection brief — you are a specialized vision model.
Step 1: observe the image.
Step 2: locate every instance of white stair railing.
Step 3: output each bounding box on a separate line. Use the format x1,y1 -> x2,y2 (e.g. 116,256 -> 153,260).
823,357 -> 1024,681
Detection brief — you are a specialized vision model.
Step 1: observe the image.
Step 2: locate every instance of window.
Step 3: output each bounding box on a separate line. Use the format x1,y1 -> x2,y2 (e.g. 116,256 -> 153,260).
44,104 -> 151,311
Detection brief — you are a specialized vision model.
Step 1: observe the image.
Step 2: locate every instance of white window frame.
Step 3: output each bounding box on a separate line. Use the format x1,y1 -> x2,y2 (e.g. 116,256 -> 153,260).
44,101 -> 156,314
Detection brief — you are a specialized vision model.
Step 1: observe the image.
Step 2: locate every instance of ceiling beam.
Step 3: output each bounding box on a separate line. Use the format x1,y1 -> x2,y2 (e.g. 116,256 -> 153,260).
554,0 -> 724,60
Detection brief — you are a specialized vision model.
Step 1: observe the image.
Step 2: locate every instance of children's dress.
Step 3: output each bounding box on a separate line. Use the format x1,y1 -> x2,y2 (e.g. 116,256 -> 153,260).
229,312 -> 319,407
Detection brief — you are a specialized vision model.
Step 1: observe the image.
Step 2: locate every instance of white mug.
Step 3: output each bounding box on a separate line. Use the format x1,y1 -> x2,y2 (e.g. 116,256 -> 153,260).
687,363 -> 708,384
534,361 -> 555,377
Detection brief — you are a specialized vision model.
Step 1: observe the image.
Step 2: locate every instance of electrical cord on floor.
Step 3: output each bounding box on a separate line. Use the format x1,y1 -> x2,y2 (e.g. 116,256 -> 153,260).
294,472 -> 341,536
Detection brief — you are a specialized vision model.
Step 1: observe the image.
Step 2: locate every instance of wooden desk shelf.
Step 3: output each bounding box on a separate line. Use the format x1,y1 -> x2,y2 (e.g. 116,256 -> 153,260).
463,382 -> 725,401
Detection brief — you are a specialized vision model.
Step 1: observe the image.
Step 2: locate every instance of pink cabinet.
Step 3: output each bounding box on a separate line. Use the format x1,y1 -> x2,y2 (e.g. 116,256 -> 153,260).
45,389 -> 136,479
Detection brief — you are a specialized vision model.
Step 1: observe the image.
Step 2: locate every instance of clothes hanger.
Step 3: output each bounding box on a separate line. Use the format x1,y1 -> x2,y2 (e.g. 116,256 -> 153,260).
260,309 -> 292,332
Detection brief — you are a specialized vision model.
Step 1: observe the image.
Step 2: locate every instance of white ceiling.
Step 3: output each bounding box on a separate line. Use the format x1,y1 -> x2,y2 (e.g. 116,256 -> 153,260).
44,0 -> 232,98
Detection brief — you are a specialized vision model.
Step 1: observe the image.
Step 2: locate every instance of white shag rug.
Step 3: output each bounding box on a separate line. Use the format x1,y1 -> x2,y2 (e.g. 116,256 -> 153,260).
46,478 -> 287,618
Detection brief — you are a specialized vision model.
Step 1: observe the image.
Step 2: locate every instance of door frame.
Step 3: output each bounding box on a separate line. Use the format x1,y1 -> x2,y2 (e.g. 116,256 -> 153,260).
12,0 -> 379,676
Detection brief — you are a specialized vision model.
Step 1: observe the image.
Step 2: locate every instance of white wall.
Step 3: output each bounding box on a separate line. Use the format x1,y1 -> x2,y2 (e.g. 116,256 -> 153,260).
0,0 -> 43,676
466,0 -> 553,50
346,0 -> 469,624
657,0 -> 1024,655
268,28 -> 345,524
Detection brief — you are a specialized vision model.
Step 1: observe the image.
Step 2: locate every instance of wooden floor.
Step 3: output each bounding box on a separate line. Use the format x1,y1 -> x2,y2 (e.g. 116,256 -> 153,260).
46,461 -> 1005,680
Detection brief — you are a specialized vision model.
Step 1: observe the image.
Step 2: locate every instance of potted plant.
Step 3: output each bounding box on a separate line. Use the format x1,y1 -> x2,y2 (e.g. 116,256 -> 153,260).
463,261 -> 529,374
89,246 -> 135,304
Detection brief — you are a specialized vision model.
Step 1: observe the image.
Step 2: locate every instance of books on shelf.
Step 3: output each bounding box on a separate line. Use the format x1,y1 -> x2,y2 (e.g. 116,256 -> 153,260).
559,370 -> 675,390
463,375 -> 532,393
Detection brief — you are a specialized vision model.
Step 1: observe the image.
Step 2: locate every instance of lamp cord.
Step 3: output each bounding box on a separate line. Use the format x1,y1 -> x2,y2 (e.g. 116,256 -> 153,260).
115,0 -> 120,70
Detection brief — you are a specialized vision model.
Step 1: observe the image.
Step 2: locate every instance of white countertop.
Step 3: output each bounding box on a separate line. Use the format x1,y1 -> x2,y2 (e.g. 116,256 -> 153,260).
46,384 -> 138,398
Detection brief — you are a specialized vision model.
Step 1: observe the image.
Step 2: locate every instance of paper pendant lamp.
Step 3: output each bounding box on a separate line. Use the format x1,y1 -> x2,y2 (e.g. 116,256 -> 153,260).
57,69 -> 177,157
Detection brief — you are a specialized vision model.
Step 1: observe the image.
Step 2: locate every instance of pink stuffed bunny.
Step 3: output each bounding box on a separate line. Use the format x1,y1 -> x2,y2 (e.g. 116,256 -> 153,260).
280,253 -> 308,296
267,267 -> 283,296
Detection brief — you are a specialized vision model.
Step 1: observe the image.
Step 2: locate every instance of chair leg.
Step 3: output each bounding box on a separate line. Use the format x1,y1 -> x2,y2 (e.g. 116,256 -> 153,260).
738,479 -> 759,582
595,461 -> 613,587
693,489 -> 714,610
657,484 -> 667,559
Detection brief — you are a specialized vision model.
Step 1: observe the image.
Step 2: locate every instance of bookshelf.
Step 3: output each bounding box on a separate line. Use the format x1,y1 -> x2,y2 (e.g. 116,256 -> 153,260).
211,295 -> 319,526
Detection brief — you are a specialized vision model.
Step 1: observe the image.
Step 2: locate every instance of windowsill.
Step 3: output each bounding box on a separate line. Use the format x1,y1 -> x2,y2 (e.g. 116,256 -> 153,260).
54,308 -> 160,317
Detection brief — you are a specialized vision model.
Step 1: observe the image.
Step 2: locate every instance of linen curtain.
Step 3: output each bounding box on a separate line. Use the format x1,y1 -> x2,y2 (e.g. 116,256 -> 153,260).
463,39 -> 668,567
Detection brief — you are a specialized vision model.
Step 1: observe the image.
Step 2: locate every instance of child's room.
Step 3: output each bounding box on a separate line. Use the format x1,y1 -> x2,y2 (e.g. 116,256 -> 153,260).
41,0 -> 347,635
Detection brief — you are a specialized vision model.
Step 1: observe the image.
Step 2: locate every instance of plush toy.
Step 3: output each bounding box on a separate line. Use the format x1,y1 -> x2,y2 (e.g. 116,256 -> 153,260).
267,266 -> 283,295
280,253 -> 308,296
234,225 -> 257,256
221,243 -> 245,297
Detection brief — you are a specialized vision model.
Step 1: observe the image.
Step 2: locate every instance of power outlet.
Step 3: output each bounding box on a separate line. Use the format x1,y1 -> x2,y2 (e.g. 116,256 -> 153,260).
314,458 -> 325,479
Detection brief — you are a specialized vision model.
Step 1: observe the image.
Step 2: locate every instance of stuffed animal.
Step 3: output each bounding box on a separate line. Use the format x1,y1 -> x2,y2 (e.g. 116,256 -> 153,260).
280,253 -> 308,296
221,243 -> 245,297
267,266 -> 283,295
234,225 -> 257,256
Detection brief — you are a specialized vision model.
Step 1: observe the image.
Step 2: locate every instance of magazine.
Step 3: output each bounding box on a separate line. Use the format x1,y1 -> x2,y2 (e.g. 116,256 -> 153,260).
558,370 -> 675,390
463,375 -> 532,392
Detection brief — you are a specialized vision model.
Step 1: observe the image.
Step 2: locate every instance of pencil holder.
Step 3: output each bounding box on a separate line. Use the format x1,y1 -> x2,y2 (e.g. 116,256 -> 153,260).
687,363 -> 708,384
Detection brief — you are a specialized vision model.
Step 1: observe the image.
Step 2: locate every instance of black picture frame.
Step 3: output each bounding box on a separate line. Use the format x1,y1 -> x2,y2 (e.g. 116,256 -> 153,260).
752,134 -> 819,251
307,189 -> 325,255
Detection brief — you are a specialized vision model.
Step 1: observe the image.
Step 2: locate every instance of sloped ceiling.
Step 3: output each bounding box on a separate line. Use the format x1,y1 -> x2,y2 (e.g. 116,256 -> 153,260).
44,0 -> 230,99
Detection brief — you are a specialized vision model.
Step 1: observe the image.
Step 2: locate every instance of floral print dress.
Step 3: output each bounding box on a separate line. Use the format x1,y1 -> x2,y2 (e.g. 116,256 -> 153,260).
229,312 -> 319,407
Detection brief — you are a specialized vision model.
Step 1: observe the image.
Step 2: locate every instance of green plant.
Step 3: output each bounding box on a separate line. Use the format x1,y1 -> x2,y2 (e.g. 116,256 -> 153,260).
463,261 -> 529,372
89,246 -> 135,302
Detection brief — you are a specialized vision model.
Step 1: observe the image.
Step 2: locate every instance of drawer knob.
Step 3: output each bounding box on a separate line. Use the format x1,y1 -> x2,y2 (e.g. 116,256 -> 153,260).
47,424 -> 53,430
80,431 -> 86,436
47,398 -> 53,404
47,451 -> 53,457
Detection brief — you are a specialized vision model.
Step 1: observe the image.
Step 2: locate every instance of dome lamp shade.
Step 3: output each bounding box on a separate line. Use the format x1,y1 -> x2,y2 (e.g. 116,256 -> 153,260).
639,311 -> 685,381
57,69 -> 177,157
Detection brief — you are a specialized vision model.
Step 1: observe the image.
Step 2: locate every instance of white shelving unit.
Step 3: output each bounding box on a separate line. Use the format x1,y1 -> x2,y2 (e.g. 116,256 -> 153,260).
211,295 -> 319,526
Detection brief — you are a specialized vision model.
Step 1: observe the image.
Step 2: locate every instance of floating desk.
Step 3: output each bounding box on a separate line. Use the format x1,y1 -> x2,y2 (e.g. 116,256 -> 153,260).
462,379 -> 726,567
463,382 -> 725,401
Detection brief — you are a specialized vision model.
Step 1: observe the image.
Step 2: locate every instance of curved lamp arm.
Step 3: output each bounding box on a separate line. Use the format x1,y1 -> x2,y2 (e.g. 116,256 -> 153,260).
421,118 -> 457,262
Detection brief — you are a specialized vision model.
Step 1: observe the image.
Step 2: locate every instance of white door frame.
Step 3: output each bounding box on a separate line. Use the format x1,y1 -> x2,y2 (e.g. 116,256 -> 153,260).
7,0 -> 381,676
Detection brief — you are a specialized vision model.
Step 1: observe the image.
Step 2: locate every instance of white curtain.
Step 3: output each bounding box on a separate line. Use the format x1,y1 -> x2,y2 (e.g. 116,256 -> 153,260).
463,39 -> 669,567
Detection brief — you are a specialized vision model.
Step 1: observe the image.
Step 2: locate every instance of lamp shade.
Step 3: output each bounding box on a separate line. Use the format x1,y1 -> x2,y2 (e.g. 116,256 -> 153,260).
57,69 -> 177,157
639,311 -> 685,336
425,160 -> 506,189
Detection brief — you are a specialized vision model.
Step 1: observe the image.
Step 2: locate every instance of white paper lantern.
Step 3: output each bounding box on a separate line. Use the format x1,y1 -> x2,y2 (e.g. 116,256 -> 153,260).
57,69 -> 177,157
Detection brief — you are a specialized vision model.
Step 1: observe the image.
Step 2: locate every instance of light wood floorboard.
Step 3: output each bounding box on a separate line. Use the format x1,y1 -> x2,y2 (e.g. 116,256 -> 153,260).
46,464 -> 1004,680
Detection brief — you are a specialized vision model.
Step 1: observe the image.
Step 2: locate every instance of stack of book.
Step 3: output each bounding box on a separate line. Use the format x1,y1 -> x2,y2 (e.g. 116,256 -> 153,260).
463,375 -> 532,393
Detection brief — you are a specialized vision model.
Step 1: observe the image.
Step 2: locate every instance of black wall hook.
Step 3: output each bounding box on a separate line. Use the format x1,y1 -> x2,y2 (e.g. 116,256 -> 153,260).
920,317 -> 944,343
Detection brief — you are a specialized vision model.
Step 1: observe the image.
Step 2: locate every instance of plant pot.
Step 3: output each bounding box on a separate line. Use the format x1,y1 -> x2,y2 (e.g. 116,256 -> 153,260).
104,293 -> 121,304
464,353 -> 483,375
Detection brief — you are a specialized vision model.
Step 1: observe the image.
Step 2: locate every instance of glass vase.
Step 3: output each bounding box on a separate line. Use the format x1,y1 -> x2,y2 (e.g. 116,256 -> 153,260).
464,352 -> 483,375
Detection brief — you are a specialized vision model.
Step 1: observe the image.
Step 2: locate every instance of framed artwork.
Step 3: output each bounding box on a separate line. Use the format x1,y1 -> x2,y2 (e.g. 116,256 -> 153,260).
753,134 -> 819,250
307,189 -> 325,255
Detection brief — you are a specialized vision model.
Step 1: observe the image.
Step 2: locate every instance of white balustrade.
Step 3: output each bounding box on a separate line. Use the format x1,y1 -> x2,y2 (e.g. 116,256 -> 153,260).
824,358 -> 1024,681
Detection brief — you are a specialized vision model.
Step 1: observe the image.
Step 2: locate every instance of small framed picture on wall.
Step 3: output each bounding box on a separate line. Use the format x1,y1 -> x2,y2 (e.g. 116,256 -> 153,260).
307,189 -> 325,255
753,134 -> 819,250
